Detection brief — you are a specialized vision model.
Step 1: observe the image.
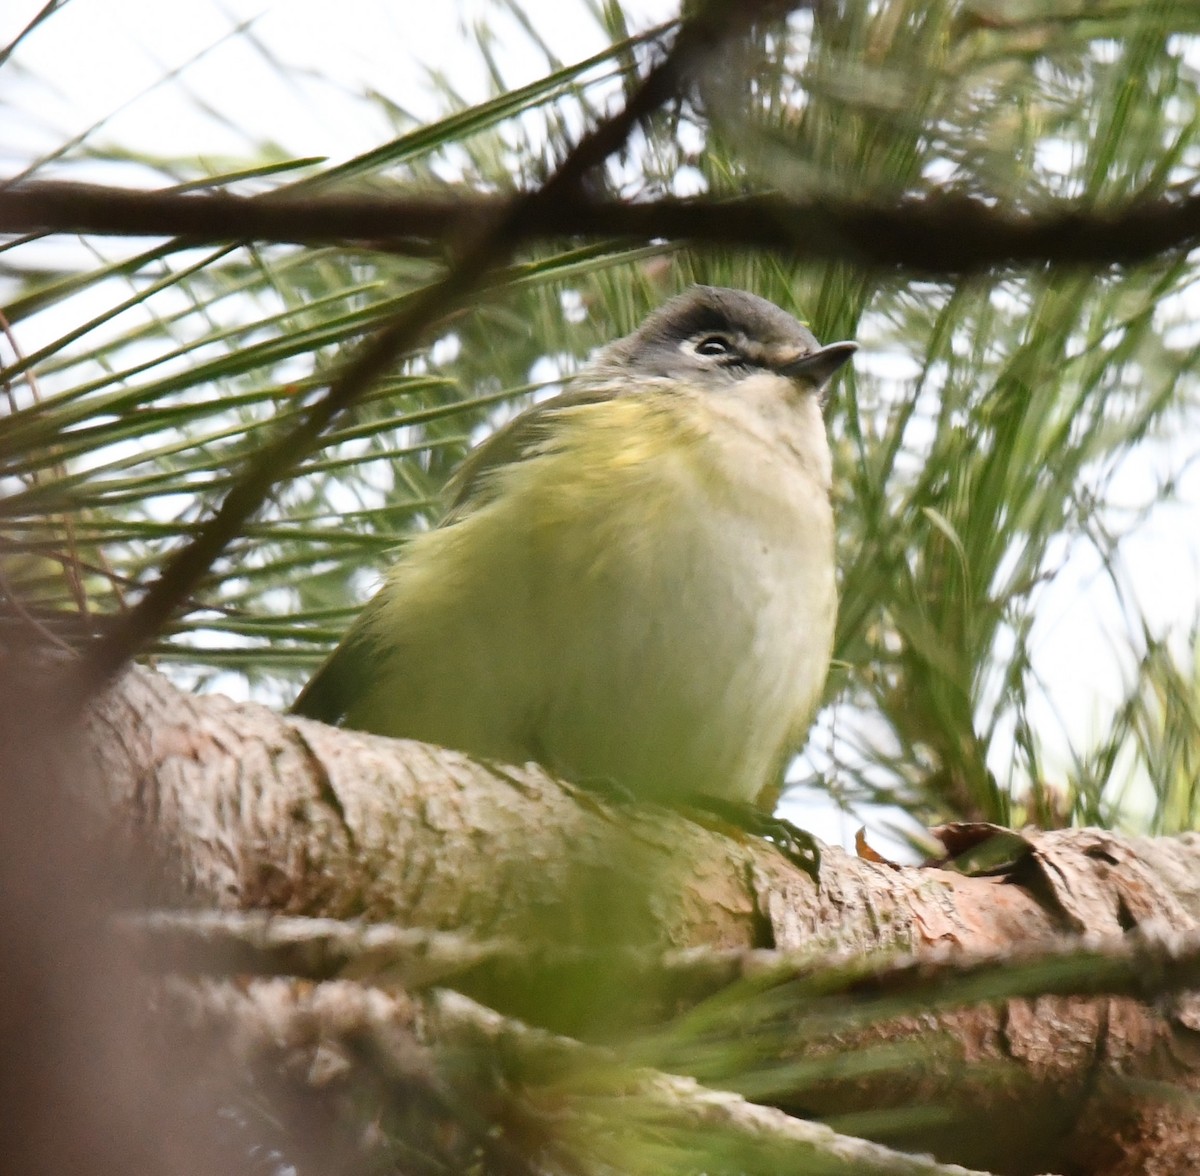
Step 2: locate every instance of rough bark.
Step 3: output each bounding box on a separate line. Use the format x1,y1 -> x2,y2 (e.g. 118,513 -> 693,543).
76,665 -> 1200,1174
154,976 -> 1006,1176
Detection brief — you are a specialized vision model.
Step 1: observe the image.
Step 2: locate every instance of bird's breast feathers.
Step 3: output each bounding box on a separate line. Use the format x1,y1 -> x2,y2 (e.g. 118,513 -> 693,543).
422,385 -> 837,801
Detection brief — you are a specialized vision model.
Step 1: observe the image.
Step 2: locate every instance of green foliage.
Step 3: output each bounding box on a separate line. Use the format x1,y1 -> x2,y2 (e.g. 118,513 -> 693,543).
2,0 -> 1199,841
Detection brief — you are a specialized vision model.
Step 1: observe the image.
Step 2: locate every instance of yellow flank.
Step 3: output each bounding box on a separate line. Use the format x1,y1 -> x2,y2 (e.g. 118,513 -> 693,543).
526,398 -> 705,508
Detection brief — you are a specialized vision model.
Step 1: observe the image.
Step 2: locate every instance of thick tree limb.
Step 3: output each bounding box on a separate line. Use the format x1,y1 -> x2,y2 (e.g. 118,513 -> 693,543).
80,664 -> 1200,1174
159,977 -> 1005,1176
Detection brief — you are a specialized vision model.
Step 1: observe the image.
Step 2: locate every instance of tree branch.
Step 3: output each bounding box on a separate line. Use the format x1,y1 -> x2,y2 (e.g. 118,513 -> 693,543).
78,664 -> 1200,1174
121,908 -> 1200,1012
4,181 -> 1199,273
161,977 -> 1007,1176
54,0 -> 761,711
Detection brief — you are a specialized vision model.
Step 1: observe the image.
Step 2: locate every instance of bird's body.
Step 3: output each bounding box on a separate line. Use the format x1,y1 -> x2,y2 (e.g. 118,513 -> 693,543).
293,287 -> 854,809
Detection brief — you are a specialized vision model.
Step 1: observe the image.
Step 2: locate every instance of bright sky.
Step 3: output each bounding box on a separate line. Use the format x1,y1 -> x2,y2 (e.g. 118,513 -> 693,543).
4,0 -> 1199,851
2,1 -> 674,168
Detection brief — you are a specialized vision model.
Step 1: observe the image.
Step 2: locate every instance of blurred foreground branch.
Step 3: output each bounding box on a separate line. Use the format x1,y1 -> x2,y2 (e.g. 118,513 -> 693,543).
159,977 -> 999,1176
4,181 -> 1200,273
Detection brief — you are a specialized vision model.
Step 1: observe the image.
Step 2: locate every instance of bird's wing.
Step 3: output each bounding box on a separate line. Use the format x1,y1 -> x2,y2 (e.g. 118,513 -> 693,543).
290,592 -> 391,724
442,384 -> 618,523
291,383 -> 620,724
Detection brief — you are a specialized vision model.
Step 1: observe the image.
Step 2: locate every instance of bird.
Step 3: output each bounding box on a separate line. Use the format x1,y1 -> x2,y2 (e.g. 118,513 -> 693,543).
293,285 -> 855,827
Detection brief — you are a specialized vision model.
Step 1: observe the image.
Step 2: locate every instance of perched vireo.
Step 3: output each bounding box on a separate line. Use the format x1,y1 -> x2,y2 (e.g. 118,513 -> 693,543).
293,286 -> 855,817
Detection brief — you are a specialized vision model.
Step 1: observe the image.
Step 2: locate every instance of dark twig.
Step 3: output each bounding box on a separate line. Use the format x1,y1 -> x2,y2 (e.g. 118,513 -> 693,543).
4,183 -> 1200,275
55,0 -> 772,713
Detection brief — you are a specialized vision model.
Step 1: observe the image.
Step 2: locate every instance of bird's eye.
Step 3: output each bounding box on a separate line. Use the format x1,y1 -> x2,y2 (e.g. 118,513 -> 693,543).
694,335 -> 734,357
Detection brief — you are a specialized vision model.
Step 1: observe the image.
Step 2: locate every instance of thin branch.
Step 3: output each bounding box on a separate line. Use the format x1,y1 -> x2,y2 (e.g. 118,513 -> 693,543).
3,181 -> 1200,274
56,0 -> 763,712
0,0 -> 70,71
122,910 -> 1200,1011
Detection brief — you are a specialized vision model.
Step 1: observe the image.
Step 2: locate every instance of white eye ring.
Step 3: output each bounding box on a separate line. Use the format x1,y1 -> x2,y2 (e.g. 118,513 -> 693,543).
694,335 -> 734,357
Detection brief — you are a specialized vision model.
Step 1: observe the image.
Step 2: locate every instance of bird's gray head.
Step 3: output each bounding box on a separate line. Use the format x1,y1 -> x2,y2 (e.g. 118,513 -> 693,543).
593,286 -> 857,393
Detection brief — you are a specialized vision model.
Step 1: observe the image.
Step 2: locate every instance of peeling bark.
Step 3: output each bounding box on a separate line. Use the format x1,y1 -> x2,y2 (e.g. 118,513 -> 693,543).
78,666 -> 1200,1174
